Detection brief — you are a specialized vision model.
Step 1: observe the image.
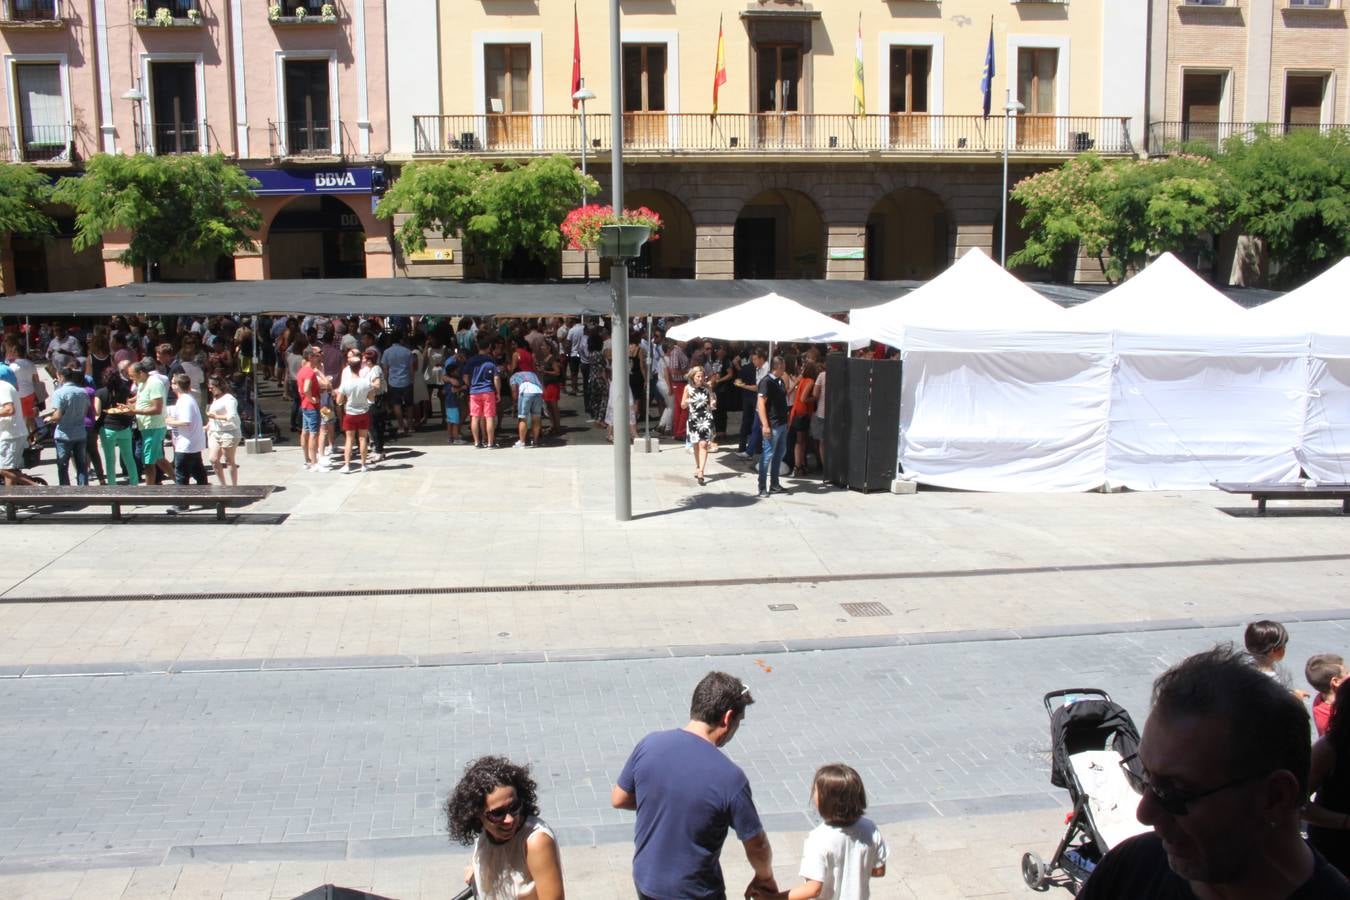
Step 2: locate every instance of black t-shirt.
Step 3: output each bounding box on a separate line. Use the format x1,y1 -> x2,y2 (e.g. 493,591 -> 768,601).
737,361 -> 757,404
95,385 -> 134,430
1079,832 -> 1350,899
757,374 -> 788,427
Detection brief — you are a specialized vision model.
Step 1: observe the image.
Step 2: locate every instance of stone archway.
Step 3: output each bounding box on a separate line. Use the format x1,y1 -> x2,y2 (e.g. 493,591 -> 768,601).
622,189 -> 695,279
733,189 -> 824,279
263,195 -> 368,279
865,188 -> 949,280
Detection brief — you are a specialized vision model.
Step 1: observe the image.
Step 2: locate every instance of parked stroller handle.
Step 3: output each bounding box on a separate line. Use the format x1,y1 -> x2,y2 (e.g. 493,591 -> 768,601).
451,885 -> 475,900
1043,688 -> 1111,715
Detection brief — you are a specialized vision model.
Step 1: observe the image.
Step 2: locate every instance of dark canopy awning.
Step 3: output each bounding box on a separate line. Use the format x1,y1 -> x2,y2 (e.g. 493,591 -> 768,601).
0,276 -> 1282,318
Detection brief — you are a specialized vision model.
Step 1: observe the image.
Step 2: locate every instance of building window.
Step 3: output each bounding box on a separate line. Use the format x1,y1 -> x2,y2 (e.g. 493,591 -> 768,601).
756,44 -> 801,114
622,44 -> 666,113
484,43 -> 530,147
279,0 -> 324,13
5,0 -> 59,21
1285,74 -> 1328,127
889,46 -> 930,145
1016,48 -> 1057,148
14,62 -> 66,161
283,59 -> 331,154
149,61 -> 198,154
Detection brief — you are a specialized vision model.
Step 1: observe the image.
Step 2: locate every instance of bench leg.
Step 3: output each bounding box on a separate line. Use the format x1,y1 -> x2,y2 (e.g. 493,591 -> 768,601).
111,502 -> 122,521
1344,498 -> 1349,516
4,503 -> 14,523
1257,498 -> 1267,516
216,503 -> 226,523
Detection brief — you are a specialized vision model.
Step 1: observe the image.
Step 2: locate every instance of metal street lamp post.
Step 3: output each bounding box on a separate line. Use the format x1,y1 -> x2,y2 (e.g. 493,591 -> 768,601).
607,0 -> 634,521
1000,90 -> 1026,268
573,81 -> 596,282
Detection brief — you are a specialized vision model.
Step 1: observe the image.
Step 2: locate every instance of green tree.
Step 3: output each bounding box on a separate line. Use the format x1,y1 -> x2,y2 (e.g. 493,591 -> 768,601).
377,154 -> 597,280
1219,127 -> 1350,287
0,163 -> 57,240
52,153 -> 261,274
1011,152 -> 1234,283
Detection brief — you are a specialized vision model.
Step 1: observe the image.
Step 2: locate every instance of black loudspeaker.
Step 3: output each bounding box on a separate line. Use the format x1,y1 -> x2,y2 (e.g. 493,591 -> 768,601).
825,354 -> 900,493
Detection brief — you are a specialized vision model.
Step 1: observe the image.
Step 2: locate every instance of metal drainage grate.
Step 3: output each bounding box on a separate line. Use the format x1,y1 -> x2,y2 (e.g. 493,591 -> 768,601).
841,601 -> 893,618
768,603 -> 798,612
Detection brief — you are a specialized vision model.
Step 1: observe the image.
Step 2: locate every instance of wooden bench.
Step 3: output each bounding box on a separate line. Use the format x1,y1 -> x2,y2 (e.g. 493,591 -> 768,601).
1212,481 -> 1350,516
1,484 -> 277,522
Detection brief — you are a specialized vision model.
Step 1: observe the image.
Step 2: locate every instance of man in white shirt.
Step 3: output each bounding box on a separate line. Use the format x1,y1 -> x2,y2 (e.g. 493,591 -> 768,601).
0,378 -> 42,486
47,326 -> 83,373
3,336 -> 41,445
164,374 -> 209,511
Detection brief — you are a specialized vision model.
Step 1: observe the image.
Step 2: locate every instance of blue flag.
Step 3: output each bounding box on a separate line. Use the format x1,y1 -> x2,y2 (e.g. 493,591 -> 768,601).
980,22 -> 995,120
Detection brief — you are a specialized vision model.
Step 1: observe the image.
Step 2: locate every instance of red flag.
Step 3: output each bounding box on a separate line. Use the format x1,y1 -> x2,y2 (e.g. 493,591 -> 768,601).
712,15 -> 727,116
571,3 -> 582,109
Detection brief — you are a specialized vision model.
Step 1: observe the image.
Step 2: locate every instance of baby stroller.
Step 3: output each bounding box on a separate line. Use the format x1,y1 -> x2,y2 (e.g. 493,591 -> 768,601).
1021,689 -> 1149,894
239,392 -> 282,444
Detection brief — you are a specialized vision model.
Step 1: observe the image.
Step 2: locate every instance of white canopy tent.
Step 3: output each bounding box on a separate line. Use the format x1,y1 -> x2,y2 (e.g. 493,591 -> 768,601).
1250,259 -> 1350,482
665,292 -> 864,344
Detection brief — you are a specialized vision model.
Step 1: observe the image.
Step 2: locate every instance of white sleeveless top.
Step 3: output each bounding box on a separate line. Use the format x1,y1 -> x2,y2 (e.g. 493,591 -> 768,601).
472,816 -> 556,900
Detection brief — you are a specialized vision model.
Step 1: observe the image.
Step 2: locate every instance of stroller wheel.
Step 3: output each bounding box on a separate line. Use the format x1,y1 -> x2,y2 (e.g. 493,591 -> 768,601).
1021,851 -> 1048,890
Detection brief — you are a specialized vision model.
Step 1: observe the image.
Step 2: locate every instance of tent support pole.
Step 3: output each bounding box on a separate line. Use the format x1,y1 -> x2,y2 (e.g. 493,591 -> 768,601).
251,314 -> 260,443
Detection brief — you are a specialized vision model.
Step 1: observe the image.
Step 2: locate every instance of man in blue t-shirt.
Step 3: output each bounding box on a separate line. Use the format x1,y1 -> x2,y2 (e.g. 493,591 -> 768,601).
613,671 -> 777,900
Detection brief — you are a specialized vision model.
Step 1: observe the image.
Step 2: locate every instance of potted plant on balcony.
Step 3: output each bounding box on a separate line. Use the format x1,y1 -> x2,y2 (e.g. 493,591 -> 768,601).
320,3 -> 336,21
132,5 -> 149,24
153,6 -> 173,26
293,5 -> 306,20
561,204 -> 662,259
267,3 -> 282,21
187,8 -> 201,23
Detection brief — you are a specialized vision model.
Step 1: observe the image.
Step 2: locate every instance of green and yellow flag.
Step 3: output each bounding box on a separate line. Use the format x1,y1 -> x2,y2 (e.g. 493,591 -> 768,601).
852,15 -> 865,115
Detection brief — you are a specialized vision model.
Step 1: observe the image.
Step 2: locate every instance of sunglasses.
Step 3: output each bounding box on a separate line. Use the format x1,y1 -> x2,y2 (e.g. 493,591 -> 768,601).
1118,753 -> 1267,816
482,797 -> 524,823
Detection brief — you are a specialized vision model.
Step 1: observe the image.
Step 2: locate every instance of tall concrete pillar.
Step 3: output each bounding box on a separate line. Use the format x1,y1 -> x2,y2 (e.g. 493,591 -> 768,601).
101,243 -> 141,287
233,249 -> 266,281
364,237 -> 394,278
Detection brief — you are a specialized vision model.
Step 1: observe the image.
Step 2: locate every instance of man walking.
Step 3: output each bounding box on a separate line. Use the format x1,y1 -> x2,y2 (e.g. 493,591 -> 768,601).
164,373 -> 209,513
129,361 -> 170,485
756,356 -> 790,498
612,671 -> 777,900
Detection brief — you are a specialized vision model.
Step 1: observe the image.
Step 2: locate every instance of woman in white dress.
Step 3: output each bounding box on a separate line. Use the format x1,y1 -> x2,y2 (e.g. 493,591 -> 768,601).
447,756 -> 564,900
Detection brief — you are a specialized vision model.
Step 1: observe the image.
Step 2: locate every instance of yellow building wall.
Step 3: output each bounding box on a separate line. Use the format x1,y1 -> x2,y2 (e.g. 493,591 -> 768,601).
439,1 -> 1107,119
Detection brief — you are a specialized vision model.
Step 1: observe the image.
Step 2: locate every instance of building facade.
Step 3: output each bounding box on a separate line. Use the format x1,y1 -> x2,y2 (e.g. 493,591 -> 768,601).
1148,0 -> 1349,156
0,0 -> 390,294
387,0 -> 1148,283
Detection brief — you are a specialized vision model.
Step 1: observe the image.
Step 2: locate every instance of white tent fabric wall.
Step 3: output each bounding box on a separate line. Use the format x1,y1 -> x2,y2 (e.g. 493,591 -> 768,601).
898,327 -> 1113,492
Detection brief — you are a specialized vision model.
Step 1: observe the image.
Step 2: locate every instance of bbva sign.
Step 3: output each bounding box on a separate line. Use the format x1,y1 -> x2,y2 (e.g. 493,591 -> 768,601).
315,172 -> 358,188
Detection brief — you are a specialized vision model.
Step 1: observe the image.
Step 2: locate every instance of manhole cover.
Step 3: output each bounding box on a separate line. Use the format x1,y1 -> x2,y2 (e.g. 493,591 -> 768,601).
841,601 -> 892,618
768,603 -> 798,612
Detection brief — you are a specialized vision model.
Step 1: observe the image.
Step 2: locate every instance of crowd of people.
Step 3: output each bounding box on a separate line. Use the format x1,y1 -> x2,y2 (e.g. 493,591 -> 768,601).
2,312 -> 868,494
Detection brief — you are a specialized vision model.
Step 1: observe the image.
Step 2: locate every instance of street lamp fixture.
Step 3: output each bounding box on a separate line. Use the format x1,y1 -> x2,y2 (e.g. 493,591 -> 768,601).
1000,91 -> 1026,268
121,85 -> 146,156
573,81 -> 597,282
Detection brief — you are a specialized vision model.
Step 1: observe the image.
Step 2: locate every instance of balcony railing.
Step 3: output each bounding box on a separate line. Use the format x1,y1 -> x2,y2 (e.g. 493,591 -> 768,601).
269,119 -> 346,158
131,121 -> 218,155
134,0 -> 203,26
413,113 -> 1135,157
0,0 -> 64,24
1147,120 -> 1350,155
4,123 -> 72,162
268,0 -> 338,23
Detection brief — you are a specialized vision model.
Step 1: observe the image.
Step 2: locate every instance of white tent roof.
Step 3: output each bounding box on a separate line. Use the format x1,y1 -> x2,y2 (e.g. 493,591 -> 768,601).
1247,257 -> 1350,330
663,292 -> 864,344
1068,252 -> 1248,332
850,247 -> 1067,348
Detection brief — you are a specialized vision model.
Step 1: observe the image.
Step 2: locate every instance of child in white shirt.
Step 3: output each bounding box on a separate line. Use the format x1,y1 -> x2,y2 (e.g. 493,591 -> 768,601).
757,763 -> 888,900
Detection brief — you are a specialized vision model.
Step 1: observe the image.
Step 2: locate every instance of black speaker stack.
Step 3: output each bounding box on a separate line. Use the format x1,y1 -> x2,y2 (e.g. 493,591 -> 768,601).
824,353 -> 901,493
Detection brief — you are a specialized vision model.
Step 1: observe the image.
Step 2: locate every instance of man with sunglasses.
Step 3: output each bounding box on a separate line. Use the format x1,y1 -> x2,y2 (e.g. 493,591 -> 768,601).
612,671 -> 777,900
1080,645 -> 1350,898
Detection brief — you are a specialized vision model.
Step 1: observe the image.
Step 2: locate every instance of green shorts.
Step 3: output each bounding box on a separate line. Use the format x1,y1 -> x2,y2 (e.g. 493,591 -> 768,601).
140,427 -> 167,465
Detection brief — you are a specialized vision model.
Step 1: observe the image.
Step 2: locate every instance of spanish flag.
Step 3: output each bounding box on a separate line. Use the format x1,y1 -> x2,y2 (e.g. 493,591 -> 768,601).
852,15 -> 865,116
712,15 -> 727,116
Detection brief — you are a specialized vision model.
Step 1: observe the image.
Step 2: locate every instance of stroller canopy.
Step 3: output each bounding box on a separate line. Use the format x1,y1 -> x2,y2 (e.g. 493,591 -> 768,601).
1050,698 -> 1142,789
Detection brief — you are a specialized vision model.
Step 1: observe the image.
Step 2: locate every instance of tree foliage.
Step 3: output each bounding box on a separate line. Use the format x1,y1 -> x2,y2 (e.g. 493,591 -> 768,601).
0,164 -> 56,240
1010,152 -> 1234,283
376,154 -> 598,279
1218,128 -> 1350,287
52,153 -> 262,270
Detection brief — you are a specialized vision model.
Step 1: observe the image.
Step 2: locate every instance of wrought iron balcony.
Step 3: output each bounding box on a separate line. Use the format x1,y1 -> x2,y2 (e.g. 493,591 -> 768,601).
0,0 -> 65,26
413,113 -> 1135,158
268,119 -> 345,158
131,121 -> 218,155
267,0 -> 338,24
1147,120 -> 1350,155
3,123 -> 72,162
133,0 -> 203,26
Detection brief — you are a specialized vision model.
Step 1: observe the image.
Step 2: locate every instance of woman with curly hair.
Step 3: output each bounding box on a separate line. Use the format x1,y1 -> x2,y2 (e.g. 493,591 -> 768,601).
446,755 -> 564,900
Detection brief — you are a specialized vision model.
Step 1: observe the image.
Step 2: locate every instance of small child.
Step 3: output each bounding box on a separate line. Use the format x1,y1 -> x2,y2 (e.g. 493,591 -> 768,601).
1244,620 -> 1310,700
760,764 -> 887,900
1306,653 -> 1347,736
